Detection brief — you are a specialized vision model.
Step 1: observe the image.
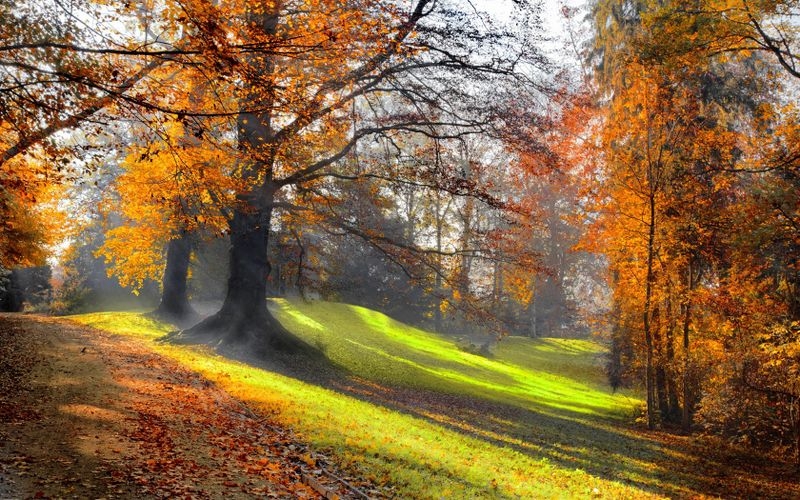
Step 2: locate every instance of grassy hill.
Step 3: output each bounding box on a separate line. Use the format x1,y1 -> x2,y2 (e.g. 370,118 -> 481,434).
271,299 -> 637,420
71,299 -> 684,499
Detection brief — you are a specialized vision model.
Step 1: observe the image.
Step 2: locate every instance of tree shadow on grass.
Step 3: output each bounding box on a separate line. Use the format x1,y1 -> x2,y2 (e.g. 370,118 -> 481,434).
326,376 -> 800,499
216,337 -> 799,499
209,332 -> 680,496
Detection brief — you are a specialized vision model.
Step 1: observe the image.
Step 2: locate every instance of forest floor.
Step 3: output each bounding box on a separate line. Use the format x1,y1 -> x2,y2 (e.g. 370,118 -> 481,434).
1,311 -> 799,499
0,313 -> 374,499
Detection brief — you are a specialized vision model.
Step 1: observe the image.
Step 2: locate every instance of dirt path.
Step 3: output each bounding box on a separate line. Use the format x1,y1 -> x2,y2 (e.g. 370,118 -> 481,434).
0,314 -> 364,499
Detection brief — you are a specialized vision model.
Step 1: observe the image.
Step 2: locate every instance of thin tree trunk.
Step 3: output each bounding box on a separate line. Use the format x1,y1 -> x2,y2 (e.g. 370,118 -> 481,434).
434,196 -> 443,333
793,396 -> 800,468
644,189 -> 657,430
529,286 -> 538,338
434,194 -> 450,333
681,261 -> 695,431
665,291 -> 680,422
653,304 -> 670,423
291,228 -> 306,300
457,148 -> 473,305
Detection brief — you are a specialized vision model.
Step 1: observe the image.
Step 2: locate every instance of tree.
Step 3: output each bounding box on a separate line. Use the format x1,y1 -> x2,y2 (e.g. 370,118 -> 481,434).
589,0 -> 800,444
98,113 -> 234,323
693,100 -> 800,461
645,1 -> 800,79
148,0 -> 550,351
589,0 -> 751,428
515,88 -> 602,339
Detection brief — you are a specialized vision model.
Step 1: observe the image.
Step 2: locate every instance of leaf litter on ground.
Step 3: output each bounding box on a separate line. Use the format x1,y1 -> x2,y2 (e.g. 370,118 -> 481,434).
0,313 -> 376,499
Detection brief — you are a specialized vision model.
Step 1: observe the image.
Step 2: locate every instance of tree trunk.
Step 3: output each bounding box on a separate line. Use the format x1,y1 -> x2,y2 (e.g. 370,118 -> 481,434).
434,194 -> 444,333
643,189 -> 657,430
665,296 -> 680,422
653,304 -> 670,423
457,149 -> 474,307
153,231 -> 196,324
681,261 -> 696,432
793,396 -> 800,469
166,4 -> 312,354
291,228 -> 306,300
173,198 -> 305,352
529,287 -> 538,338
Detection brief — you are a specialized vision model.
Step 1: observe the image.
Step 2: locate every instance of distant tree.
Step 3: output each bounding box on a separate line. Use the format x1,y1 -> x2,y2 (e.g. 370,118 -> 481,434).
54,222 -> 158,314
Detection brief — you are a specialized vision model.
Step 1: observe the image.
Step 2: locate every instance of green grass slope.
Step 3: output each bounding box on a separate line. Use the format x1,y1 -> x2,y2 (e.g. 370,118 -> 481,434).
71,301 -> 688,499
271,299 -> 637,420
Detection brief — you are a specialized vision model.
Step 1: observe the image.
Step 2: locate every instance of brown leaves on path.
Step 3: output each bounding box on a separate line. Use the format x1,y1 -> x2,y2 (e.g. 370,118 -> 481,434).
0,314 -> 364,499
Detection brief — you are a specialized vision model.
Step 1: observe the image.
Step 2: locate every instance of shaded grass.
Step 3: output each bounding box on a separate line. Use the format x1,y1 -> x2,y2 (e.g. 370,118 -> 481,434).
70,304 -> 686,499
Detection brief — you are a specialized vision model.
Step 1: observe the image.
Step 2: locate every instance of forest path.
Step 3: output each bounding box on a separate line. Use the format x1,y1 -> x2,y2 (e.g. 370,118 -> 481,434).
0,313 -> 362,499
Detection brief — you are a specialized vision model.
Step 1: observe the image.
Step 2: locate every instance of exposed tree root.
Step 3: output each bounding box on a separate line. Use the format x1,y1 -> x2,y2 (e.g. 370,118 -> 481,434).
162,306 -> 330,376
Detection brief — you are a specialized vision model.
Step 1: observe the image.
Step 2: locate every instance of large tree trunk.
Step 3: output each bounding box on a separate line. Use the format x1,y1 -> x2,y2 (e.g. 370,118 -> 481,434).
172,197 -> 305,352
153,231 -> 197,325
197,207 -> 269,343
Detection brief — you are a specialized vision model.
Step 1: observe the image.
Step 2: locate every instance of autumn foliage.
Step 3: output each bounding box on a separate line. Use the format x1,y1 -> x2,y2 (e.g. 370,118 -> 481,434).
2,0 -> 800,472
587,0 -> 800,461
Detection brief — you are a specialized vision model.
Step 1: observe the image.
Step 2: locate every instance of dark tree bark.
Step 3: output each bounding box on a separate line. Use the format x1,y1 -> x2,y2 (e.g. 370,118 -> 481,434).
653,305 -> 671,423
153,231 -> 196,324
173,191 -> 306,352
290,228 -> 306,300
643,187 -> 657,430
681,260 -> 700,432
664,293 -> 680,423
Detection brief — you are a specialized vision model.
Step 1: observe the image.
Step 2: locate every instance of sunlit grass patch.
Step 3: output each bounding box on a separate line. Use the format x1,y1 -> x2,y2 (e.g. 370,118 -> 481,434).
270,299 -> 637,419
69,305 -> 658,498
74,311 -> 172,340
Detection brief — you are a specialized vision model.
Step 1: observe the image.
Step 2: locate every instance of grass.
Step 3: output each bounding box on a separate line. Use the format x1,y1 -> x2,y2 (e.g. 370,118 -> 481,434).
69,300 -> 687,499
271,299 -> 638,420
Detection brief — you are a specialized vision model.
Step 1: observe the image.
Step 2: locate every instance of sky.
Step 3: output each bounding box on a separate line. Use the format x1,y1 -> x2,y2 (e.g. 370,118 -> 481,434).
476,0 -> 586,35
475,0 -> 589,64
